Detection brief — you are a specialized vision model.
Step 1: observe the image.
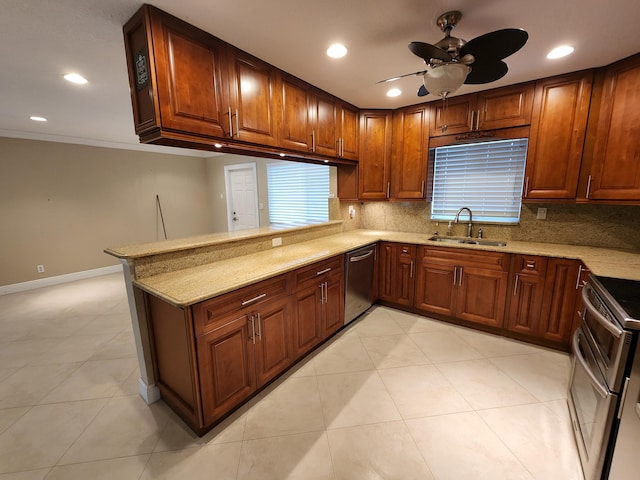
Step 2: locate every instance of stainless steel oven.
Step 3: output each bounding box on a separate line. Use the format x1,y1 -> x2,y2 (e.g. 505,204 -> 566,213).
568,274 -> 639,480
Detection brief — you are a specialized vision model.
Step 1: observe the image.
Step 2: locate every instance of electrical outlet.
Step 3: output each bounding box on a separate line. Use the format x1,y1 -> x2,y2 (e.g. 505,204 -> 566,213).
36,264 -> 45,273
272,237 -> 282,247
536,208 -> 547,220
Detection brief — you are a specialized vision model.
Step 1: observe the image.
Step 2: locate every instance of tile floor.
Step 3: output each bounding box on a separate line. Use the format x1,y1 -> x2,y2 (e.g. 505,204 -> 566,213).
0,273 -> 584,479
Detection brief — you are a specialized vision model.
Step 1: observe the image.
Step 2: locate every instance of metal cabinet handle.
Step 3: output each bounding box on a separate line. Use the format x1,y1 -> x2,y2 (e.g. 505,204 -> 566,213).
470,111 -> 475,131
387,182 -> 391,199
421,180 -> 425,197
476,110 -> 480,130
410,260 -> 415,278
453,267 -> 457,286
316,267 -> 332,276
228,107 -> 233,137
241,293 -> 267,306
513,274 -> 520,296
575,265 -> 583,290
524,177 -> 530,198
249,315 -> 256,344
235,109 -> 239,138
324,281 -> 328,303
458,267 -> 463,286
311,130 -> 316,152
256,312 -> 262,339
586,175 -> 592,199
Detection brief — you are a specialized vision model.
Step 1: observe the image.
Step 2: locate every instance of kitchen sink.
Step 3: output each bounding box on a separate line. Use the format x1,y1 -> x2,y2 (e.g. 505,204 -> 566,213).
428,236 -> 507,247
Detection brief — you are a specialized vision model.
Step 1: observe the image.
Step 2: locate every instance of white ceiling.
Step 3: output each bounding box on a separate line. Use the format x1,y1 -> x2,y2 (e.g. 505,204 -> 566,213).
1,0 -> 639,154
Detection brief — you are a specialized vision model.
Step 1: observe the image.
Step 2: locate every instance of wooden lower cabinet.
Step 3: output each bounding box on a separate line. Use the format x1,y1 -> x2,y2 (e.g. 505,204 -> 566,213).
414,246 -> 509,328
539,258 -> 582,344
505,255 -> 548,336
378,242 -> 416,306
293,256 -> 345,357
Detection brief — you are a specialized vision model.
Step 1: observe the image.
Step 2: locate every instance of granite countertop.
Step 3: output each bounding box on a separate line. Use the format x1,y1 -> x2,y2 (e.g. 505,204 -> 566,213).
133,229 -> 640,307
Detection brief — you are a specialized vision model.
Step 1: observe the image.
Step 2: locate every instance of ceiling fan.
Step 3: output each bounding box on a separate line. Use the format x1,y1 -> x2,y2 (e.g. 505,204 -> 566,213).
380,11 -> 528,98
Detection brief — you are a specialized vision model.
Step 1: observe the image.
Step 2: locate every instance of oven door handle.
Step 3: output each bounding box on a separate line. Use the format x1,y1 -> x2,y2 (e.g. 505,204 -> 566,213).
581,285 -> 624,338
572,328 -> 610,399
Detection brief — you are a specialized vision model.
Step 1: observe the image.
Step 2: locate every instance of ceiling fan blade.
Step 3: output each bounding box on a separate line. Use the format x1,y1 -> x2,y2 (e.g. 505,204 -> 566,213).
408,41 -> 452,63
417,84 -> 429,97
376,70 -> 428,84
464,60 -> 508,84
460,28 -> 528,61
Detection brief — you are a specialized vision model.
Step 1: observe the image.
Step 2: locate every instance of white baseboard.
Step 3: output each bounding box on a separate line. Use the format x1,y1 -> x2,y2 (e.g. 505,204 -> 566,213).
138,378 -> 161,404
0,264 -> 123,295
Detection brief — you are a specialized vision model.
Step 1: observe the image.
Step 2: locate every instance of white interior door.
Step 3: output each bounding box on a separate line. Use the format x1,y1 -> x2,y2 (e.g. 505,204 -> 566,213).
224,163 -> 259,231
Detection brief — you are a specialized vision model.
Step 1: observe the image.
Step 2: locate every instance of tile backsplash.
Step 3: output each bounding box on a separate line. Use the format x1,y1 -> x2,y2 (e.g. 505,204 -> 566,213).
339,201 -> 640,250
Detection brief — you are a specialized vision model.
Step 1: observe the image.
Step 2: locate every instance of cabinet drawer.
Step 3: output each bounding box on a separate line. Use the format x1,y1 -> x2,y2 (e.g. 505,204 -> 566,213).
420,246 -> 509,271
511,255 -> 548,276
193,273 -> 292,336
295,255 -> 344,287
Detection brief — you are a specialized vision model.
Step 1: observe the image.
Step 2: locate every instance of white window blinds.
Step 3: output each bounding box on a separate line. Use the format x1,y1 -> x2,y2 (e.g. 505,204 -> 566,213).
267,161 -> 330,227
431,138 -> 528,224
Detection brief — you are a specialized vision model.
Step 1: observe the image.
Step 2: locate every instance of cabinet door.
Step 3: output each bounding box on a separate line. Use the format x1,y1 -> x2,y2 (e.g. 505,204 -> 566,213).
149,10 -> 229,138
414,260 -> 456,316
323,272 -> 345,337
279,74 -> 312,152
197,311 -> 256,426
395,245 -> 416,306
429,95 -> 475,136
505,255 -> 548,336
339,103 -> 359,160
358,110 -> 392,199
228,48 -> 279,146
311,91 -> 338,156
378,242 -> 395,301
293,282 -> 324,358
586,54 -> 640,200
456,266 -> 508,328
475,82 -> 534,131
539,258 -> 581,345
391,105 -> 429,199
525,71 -> 593,200
254,297 -> 294,387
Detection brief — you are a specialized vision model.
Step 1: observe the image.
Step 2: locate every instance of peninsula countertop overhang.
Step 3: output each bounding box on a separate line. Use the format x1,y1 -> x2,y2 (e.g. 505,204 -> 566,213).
108,229 -> 640,308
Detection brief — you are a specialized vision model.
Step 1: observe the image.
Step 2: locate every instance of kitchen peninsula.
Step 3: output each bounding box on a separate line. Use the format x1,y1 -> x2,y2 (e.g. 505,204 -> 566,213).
106,222 -> 640,435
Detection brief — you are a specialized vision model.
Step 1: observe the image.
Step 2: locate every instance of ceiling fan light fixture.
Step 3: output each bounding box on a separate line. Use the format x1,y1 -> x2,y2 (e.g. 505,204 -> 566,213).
423,63 -> 469,98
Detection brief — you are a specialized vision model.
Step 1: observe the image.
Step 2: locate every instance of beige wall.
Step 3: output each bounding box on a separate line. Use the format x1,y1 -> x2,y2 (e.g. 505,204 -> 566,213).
0,137 -> 215,285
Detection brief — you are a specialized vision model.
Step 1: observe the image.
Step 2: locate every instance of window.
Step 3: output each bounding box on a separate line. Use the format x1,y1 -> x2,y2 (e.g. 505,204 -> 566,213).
430,138 -> 528,224
267,161 -> 330,227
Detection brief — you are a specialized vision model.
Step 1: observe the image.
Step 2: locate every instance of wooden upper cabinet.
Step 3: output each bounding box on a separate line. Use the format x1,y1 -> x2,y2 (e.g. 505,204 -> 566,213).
309,90 -> 338,156
125,5 -> 229,138
583,54 -> 640,201
524,70 -> 593,200
339,103 -> 359,160
391,104 -> 429,199
429,82 -> 534,137
279,73 -> 312,153
227,47 -> 280,146
358,110 -> 393,199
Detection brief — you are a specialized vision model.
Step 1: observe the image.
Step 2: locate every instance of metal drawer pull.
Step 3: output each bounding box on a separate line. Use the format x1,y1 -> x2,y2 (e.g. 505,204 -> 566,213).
350,251 -> 373,262
526,261 -> 536,268
316,267 -> 332,276
241,293 -> 267,306
581,285 -> 623,338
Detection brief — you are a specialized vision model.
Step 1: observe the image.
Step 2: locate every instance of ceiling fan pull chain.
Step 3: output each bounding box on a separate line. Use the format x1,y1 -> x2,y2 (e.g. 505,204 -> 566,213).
441,97 -> 448,133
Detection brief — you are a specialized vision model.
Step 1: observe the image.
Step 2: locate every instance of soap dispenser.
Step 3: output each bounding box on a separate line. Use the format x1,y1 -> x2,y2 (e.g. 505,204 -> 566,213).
446,221 -> 453,236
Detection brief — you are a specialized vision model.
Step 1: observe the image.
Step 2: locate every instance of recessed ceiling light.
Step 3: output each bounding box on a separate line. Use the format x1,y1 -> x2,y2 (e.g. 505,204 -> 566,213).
326,43 -> 347,59
547,46 -> 574,59
214,143 -> 223,148
63,73 -> 88,84
386,88 -> 402,97
30,116 -> 47,122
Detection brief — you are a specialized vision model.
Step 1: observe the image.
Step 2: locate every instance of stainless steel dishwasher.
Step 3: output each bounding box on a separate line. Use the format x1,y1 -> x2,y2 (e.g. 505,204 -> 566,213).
344,244 -> 376,325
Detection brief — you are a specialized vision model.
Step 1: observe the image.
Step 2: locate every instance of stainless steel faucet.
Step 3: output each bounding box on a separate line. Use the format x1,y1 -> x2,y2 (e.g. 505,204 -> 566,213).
454,207 -> 473,238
